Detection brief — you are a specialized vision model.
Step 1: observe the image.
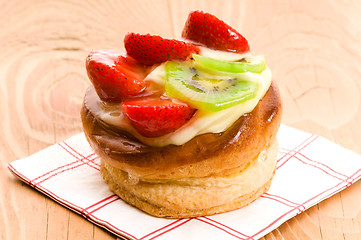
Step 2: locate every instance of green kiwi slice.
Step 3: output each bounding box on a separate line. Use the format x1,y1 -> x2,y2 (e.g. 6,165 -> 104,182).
165,61 -> 259,112
193,54 -> 266,74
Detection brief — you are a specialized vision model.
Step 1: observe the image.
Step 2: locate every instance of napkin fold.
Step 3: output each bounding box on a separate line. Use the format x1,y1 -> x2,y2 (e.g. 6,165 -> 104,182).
8,125 -> 361,240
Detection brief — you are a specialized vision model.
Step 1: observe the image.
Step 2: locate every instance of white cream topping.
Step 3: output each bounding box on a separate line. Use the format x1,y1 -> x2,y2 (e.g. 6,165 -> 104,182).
98,48 -> 272,147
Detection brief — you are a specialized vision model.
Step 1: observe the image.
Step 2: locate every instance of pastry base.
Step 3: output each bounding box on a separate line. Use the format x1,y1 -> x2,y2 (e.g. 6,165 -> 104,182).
100,140 -> 278,218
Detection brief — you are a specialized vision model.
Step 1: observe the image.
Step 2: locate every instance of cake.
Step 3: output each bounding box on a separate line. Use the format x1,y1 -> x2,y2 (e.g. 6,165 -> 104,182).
81,10 -> 282,218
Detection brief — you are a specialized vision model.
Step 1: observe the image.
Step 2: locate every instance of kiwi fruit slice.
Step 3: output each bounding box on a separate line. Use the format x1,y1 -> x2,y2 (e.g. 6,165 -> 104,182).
165,61 -> 259,112
193,54 -> 266,74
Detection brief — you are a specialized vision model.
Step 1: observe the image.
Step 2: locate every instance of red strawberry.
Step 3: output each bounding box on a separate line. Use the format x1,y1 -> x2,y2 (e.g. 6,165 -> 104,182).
182,11 -> 250,53
86,50 -> 147,102
122,97 -> 197,137
124,33 -> 200,65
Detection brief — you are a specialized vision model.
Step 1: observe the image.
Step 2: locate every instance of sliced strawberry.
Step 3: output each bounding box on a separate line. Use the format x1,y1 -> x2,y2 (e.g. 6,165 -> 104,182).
124,33 -> 200,65
86,50 -> 147,102
122,97 -> 197,137
182,10 -> 250,53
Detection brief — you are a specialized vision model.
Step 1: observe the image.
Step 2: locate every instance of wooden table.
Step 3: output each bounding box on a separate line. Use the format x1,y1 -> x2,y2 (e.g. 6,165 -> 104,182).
1,0 -> 361,239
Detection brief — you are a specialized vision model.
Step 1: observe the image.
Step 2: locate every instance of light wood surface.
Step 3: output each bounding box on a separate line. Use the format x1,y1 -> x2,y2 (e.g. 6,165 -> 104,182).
1,0 -> 361,239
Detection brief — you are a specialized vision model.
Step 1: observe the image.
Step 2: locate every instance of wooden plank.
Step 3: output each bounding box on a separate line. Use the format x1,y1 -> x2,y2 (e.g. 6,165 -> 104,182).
67,212 -> 94,240
1,0 -> 360,239
45,199 -> 70,240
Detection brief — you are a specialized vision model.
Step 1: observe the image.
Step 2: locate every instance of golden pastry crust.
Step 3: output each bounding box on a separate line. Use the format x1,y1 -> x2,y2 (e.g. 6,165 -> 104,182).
100,140 -> 278,218
81,81 -> 282,181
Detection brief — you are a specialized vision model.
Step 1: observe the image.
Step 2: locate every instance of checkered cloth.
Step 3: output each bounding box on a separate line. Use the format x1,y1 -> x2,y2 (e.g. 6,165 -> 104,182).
8,125 -> 361,240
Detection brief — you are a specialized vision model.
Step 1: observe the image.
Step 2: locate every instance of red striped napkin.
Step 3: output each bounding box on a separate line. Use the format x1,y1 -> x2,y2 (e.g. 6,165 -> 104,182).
8,125 -> 361,240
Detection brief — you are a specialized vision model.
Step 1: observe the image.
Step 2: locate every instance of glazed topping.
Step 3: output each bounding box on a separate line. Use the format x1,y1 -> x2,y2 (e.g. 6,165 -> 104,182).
122,98 -> 196,138
86,50 -> 147,102
124,33 -> 200,65
92,48 -> 272,147
85,10 -> 272,146
182,10 -> 250,53
165,57 -> 261,112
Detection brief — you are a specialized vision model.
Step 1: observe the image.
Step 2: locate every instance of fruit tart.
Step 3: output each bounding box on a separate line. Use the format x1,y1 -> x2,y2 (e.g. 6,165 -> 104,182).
81,10 -> 282,218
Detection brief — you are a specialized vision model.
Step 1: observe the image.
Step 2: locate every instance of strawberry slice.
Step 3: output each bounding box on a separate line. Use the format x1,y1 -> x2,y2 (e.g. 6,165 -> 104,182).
124,33 -> 200,65
182,10 -> 250,53
122,97 -> 197,137
86,50 -> 147,102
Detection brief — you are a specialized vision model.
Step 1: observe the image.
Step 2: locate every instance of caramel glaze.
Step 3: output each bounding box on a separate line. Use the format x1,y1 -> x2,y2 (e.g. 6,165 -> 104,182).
81,81 -> 282,180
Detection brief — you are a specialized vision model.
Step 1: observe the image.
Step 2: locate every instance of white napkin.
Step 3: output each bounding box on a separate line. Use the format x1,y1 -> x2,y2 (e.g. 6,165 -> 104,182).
8,125 -> 361,240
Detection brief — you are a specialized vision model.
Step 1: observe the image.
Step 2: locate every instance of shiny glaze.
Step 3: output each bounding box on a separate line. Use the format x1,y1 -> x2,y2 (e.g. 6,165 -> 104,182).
81,81 -> 282,179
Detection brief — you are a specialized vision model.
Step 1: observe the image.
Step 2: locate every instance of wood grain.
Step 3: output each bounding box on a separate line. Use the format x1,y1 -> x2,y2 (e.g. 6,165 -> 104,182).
1,0 -> 360,239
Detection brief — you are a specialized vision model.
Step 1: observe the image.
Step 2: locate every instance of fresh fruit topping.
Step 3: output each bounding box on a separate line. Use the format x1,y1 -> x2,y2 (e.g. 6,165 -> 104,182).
165,61 -> 259,112
193,54 -> 266,73
86,50 -> 147,102
122,97 -> 197,137
124,33 -> 200,65
182,11 -> 250,53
